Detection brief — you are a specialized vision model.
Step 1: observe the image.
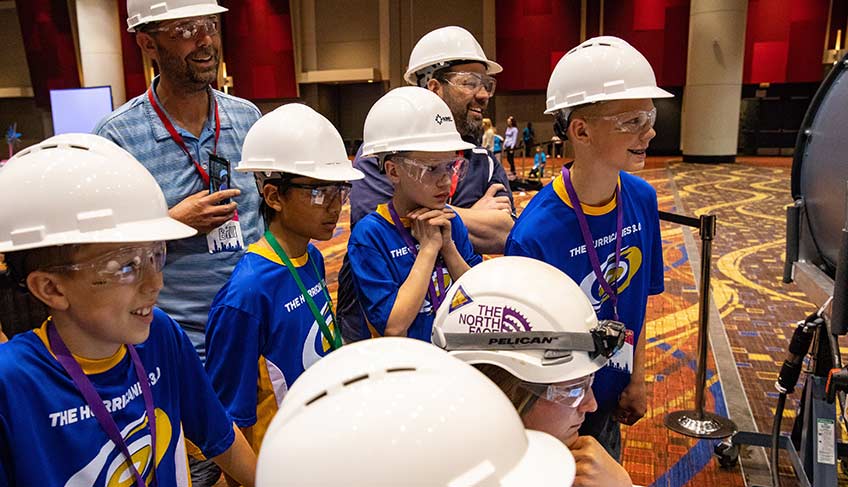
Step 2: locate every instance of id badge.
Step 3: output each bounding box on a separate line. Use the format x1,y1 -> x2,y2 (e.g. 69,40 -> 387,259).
207,217 -> 244,253
607,329 -> 635,373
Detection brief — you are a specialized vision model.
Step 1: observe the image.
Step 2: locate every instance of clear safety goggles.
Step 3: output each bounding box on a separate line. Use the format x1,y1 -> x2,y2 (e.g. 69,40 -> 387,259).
394,155 -> 468,185
286,182 -> 352,207
438,72 -> 497,96
586,107 -> 657,134
45,242 -> 167,286
148,16 -> 220,40
520,374 -> 595,408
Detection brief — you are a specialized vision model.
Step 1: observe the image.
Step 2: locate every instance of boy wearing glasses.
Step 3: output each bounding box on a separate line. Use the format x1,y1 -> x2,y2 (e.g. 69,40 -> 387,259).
348,87 -> 483,341
340,26 -> 512,344
204,105 -> 363,452
506,37 -> 671,460
0,134 -> 256,486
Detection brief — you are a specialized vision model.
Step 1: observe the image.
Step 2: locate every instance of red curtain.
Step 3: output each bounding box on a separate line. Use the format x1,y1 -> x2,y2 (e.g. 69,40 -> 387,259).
744,0 -> 830,84
221,0 -> 298,100
14,0 -> 80,106
601,0 -> 690,88
495,0 -> 582,92
117,1 -> 148,99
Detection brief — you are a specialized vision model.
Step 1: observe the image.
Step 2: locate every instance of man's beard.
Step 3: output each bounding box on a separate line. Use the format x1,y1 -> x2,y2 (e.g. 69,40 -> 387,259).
157,45 -> 219,90
443,94 -> 484,145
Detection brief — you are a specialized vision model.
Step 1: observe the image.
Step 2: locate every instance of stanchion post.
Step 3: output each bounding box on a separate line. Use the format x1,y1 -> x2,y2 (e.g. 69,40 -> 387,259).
664,213 -> 738,439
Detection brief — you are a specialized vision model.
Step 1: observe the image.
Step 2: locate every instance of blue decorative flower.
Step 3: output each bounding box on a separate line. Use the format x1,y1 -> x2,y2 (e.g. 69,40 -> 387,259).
6,123 -> 22,146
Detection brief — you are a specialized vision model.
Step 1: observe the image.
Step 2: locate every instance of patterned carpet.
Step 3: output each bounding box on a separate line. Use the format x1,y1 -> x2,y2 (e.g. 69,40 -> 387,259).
315,156 -> 847,487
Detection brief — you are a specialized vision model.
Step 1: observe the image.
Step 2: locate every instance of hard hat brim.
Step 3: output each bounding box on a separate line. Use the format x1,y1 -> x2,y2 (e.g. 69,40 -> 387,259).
361,139 -> 476,158
236,162 -> 365,182
404,58 -> 504,85
0,216 -> 197,253
449,349 -> 608,384
128,5 -> 229,32
501,430 -> 576,487
544,85 -> 674,114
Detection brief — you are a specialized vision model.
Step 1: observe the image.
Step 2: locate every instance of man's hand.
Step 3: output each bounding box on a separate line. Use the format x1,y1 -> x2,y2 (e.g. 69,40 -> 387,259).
168,189 -> 241,234
613,379 -> 647,425
569,436 -> 632,487
471,184 -> 511,212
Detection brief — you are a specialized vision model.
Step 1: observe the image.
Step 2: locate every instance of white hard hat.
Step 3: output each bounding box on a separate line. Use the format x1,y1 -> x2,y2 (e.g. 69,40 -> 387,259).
545,36 -> 673,114
361,87 -> 475,157
126,0 -> 228,32
237,103 -> 364,184
0,133 -> 196,253
405,26 -> 503,86
256,337 -> 576,487
433,257 -> 618,384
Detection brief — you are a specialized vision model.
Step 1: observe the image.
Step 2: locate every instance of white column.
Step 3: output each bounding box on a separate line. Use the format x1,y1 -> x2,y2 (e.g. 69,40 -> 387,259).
74,0 -> 126,107
680,0 -> 748,162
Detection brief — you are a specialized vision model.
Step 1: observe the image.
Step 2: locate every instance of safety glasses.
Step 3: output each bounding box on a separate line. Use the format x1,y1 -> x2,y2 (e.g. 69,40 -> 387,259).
148,16 -> 220,40
45,242 -> 167,286
286,182 -> 352,207
438,72 -> 497,96
521,374 -> 595,408
586,107 -> 657,134
393,155 -> 468,185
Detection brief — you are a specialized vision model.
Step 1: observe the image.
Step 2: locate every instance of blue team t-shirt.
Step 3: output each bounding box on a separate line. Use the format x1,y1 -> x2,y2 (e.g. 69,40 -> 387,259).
348,204 -> 483,341
505,171 -> 664,411
205,242 -> 337,451
0,309 -> 234,487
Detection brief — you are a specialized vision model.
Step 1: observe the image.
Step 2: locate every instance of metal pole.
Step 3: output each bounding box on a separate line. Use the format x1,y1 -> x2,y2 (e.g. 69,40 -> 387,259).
693,214 -> 716,419
665,214 -> 738,439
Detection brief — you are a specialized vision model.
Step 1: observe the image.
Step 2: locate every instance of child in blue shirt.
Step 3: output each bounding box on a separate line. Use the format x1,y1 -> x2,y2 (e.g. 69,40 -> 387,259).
204,104 -> 364,452
506,36 -> 673,459
348,87 -> 483,341
529,146 -> 548,178
0,134 -> 255,486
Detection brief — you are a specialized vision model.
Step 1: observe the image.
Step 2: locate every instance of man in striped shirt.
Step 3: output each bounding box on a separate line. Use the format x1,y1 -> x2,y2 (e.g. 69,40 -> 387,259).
95,0 -> 261,363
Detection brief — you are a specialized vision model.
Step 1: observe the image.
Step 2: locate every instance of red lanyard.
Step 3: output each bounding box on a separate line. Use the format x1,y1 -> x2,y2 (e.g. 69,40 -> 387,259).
47,319 -> 157,486
147,86 -> 220,188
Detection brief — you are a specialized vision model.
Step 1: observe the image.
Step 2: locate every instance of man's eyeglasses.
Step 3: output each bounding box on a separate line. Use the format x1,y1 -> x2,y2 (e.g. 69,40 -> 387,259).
44,242 -> 167,286
520,374 -> 595,408
285,182 -> 352,207
148,16 -> 220,40
584,107 -> 657,134
438,72 -> 497,96
393,156 -> 468,185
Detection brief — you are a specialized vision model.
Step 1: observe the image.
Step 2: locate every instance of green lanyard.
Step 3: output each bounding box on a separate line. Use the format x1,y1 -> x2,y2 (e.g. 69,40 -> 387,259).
264,230 -> 342,351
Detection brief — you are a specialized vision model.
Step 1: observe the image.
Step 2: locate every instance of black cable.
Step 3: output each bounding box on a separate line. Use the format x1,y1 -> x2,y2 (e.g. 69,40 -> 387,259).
771,392 -> 787,487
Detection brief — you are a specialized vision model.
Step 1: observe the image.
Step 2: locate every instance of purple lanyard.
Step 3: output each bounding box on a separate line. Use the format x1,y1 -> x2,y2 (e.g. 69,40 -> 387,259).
387,201 -> 448,311
47,320 -> 157,487
561,166 -> 623,321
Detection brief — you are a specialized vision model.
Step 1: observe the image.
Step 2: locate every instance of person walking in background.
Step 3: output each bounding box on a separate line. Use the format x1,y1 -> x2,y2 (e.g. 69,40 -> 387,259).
493,131 -> 504,166
481,118 -> 495,153
523,121 -> 536,158
504,116 -> 518,176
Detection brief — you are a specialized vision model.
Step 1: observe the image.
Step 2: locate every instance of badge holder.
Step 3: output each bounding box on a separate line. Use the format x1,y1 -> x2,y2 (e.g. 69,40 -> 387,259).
207,153 -> 244,253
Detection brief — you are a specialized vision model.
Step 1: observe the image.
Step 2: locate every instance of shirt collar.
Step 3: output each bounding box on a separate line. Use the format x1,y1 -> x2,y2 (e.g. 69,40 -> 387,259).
144,76 -> 233,143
